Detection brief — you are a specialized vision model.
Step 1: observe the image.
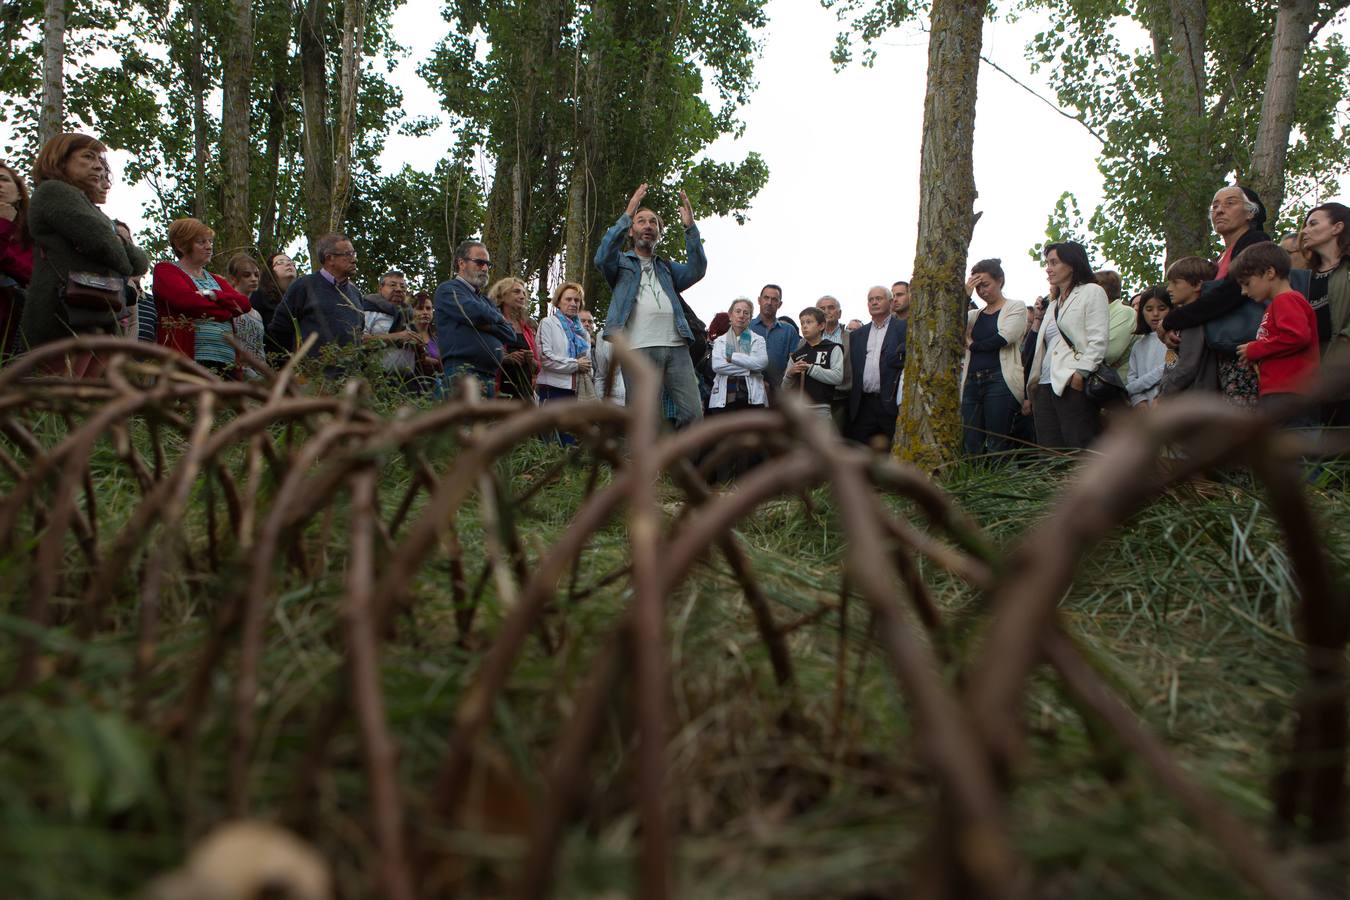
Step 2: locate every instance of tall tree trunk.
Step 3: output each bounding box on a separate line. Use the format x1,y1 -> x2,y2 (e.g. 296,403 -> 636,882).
329,0 -> 367,232
895,0 -> 984,470
564,160 -> 589,283
257,76 -> 289,258
510,157 -> 525,275
188,3 -> 210,220
1248,0 -> 1317,225
219,0 -> 256,260
38,0 -> 65,147
1150,0 -> 1216,268
483,156 -> 513,273
298,0 -> 333,255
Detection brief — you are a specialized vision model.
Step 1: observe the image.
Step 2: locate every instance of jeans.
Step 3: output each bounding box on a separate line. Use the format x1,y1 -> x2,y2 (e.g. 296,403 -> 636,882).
961,370 -> 1019,456
632,345 -> 704,427
445,365 -> 497,399
537,383 -> 579,445
1032,382 -> 1099,450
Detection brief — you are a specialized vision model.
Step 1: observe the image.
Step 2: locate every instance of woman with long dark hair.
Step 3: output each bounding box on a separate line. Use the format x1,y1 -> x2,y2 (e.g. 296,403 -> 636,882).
1025,241 -> 1110,448
0,160 -> 33,359
251,251 -> 296,326
1303,202 -> 1350,424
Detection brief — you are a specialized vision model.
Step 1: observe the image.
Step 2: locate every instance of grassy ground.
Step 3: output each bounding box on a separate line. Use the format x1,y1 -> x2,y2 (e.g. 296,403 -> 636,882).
0,413 -> 1346,899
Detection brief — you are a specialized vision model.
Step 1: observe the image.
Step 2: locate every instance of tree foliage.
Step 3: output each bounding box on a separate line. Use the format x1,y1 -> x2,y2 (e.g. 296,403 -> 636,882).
422,0 -> 771,313
0,0 -> 482,278
1022,0 -> 1350,286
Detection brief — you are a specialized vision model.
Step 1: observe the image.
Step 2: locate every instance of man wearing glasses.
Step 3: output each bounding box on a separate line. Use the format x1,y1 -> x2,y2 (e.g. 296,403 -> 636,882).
596,182 -> 707,426
433,239 -> 520,396
266,232 -> 367,355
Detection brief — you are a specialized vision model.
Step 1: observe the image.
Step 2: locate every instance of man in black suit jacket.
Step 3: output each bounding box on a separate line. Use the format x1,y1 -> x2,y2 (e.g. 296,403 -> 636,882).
846,285 -> 907,449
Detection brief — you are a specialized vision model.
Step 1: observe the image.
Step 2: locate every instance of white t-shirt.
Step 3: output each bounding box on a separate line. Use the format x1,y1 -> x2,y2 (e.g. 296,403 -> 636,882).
1040,310 -> 1061,387
862,317 -> 890,393
627,258 -> 682,349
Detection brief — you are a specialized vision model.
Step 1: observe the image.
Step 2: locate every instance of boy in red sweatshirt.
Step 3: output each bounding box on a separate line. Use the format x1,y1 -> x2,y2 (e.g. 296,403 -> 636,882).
1232,242 -> 1319,427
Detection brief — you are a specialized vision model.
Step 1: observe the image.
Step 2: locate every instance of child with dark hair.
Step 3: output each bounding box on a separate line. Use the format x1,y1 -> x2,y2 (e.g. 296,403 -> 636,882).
784,306 -> 844,421
1233,243 -> 1319,425
1126,286 -> 1171,406
1160,255 -> 1221,398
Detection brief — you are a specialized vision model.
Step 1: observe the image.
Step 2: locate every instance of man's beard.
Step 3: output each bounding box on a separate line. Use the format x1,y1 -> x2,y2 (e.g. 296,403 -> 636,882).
635,234 -> 657,253
467,270 -> 489,290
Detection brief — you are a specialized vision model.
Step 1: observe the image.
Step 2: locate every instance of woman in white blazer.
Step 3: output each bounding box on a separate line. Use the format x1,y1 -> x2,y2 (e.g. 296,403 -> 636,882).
960,258 -> 1028,456
536,281 -> 592,401
1025,241 -> 1110,449
707,297 -> 768,481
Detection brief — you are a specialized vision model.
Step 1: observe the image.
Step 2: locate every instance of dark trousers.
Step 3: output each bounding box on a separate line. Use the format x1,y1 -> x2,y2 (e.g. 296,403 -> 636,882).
706,396 -> 765,481
1032,382 -> 1099,450
961,370 -> 1019,456
537,383 -> 578,445
845,392 -> 897,450
1259,392 -> 1318,430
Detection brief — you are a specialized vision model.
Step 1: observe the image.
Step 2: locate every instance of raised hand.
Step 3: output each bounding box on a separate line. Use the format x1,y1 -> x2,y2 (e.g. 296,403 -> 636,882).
678,189 -> 694,228
625,183 -> 649,217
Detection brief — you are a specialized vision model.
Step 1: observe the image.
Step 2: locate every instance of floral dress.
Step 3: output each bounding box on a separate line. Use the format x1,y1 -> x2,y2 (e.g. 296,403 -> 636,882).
1218,356 -> 1259,408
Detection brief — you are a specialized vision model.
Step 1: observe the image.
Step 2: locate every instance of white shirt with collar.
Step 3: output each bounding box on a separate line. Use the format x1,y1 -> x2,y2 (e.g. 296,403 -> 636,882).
862,316 -> 891,394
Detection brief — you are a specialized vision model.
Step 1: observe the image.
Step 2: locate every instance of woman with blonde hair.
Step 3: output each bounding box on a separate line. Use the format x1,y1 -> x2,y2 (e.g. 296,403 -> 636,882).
537,281 -> 594,406
487,276 -> 538,400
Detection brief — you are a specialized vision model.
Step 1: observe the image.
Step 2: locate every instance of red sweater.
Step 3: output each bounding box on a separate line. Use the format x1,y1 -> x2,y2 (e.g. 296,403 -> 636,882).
0,218 -> 32,358
0,217 -> 34,285
152,261 -> 250,358
1244,290 -> 1319,396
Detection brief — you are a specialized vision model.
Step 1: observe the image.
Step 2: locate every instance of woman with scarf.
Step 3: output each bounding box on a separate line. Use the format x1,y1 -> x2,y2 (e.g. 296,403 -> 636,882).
537,281 -> 592,443
706,297 -> 769,480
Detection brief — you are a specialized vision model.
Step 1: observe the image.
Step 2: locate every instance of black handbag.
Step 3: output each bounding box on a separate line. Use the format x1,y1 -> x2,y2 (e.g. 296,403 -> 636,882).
1203,299 -> 1264,355
1055,302 -> 1128,406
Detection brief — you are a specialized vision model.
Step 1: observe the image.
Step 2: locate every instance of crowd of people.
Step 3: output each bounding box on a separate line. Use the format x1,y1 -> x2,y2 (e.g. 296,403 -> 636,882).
1,134 -> 1347,464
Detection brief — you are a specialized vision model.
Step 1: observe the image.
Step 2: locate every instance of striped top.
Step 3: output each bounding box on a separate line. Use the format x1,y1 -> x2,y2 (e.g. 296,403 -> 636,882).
182,268 -> 235,367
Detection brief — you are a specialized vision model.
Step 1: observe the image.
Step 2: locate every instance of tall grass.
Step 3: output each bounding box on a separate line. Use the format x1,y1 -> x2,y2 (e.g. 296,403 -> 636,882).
0,413 -> 1345,898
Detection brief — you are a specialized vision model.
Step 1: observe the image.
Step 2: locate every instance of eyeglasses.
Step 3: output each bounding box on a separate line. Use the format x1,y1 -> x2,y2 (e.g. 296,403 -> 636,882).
466,258 -> 492,268
331,250 -> 358,259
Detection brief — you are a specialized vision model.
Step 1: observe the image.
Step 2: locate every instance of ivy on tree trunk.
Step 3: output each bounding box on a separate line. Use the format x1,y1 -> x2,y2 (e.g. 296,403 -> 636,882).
219,0 -> 256,259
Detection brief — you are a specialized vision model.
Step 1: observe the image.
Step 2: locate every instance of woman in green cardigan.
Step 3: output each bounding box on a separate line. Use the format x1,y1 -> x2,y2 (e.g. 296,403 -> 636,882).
20,133 -> 148,377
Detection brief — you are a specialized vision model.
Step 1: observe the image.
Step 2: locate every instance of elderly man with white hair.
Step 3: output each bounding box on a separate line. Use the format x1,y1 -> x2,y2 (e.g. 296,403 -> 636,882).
846,284 -> 906,449
1158,184 -> 1274,408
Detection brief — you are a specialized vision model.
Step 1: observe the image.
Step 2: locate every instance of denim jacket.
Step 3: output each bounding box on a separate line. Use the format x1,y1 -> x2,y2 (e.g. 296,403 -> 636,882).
596,212 -> 707,344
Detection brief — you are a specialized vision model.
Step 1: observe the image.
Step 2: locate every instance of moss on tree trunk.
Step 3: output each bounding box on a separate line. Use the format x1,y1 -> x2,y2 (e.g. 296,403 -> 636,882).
896,0 -> 985,471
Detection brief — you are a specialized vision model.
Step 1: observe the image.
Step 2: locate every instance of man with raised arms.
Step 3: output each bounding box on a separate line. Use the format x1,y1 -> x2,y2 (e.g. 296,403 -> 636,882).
596,183 -> 707,426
